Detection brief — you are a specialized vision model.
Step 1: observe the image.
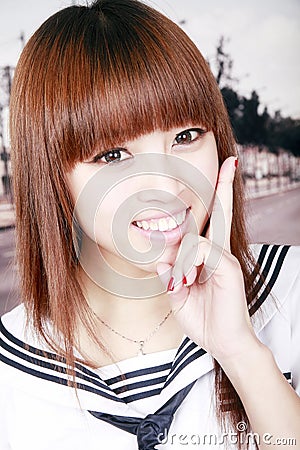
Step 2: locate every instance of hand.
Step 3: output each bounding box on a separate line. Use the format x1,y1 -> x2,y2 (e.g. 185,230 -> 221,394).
156,156 -> 258,363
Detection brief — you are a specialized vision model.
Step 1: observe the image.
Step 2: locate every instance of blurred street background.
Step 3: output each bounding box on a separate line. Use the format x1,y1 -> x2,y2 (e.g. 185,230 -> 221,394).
1,0 -> 300,316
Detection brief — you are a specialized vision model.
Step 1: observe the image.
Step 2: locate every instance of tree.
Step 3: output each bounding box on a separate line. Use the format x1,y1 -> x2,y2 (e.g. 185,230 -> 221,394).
212,36 -> 300,154
215,36 -> 234,87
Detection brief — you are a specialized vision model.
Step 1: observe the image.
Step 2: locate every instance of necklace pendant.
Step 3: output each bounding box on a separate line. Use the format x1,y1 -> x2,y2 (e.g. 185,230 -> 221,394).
138,340 -> 145,356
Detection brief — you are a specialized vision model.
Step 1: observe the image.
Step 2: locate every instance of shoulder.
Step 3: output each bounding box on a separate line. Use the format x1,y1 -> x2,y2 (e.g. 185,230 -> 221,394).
0,304 -> 28,446
249,243 -> 300,393
1,303 -> 27,360
0,303 -> 42,354
0,304 -> 86,413
0,304 -> 33,382
248,243 -> 300,313
1,303 -> 28,338
249,243 -> 300,280
0,303 -> 55,386
247,243 -> 300,326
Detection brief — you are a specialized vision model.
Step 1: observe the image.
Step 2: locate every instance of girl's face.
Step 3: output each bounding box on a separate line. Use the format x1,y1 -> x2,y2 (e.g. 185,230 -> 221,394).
66,126 -> 218,278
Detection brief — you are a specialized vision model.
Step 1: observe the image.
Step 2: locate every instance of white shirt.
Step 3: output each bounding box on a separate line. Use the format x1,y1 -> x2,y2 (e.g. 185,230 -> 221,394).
0,243 -> 299,449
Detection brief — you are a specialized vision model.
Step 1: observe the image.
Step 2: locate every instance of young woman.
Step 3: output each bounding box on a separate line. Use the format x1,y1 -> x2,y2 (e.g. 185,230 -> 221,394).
1,0 -> 299,449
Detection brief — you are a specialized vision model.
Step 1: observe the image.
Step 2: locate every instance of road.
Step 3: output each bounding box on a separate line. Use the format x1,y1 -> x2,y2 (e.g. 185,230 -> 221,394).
0,229 -> 19,317
246,187 -> 300,245
1,187 -> 299,316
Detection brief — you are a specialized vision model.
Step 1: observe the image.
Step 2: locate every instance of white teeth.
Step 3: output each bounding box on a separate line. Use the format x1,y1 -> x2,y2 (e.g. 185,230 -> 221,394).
158,218 -> 168,231
134,209 -> 188,231
168,218 -> 177,229
149,222 -> 158,231
141,220 -> 149,230
177,211 -> 185,225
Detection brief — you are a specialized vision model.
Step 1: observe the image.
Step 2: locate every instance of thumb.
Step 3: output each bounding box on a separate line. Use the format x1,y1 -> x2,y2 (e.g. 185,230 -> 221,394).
156,262 -> 189,312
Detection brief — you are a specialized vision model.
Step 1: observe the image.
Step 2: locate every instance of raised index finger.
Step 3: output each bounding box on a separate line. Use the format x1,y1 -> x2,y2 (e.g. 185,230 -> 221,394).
207,156 -> 237,252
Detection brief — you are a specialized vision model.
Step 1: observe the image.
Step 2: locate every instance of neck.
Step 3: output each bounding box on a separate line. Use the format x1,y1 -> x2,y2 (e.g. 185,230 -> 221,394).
79,265 -> 170,321
78,232 -> 167,300
75,235 -> 183,363
76,266 -> 183,364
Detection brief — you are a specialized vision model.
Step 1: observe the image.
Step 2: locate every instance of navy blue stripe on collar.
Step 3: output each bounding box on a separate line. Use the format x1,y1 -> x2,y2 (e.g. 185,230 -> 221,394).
104,362 -> 172,386
0,351 -> 122,402
283,372 -> 292,384
116,387 -> 163,403
249,245 -> 290,316
175,336 -> 190,355
0,317 -> 103,381
112,375 -> 167,396
103,340 -> 207,400
0,323 -> 118,396
165,348 -> 207,389
249,243 -> 269,285
251,245 -> 281,300
171,340 -> 198,372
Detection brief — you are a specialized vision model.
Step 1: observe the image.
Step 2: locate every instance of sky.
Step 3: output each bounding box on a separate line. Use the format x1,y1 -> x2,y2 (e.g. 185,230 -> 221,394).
0,0 -> 300,119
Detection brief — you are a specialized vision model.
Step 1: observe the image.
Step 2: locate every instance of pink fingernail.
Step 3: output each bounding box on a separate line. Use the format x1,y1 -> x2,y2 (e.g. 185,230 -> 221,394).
167,277 -> 175,292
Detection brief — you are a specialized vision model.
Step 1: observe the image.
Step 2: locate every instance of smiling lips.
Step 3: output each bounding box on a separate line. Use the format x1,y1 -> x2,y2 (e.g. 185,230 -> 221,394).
132,207 -> 190,232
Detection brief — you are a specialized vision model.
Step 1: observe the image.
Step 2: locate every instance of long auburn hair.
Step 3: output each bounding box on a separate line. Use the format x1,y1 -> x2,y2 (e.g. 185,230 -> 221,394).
10,0 -> 255,444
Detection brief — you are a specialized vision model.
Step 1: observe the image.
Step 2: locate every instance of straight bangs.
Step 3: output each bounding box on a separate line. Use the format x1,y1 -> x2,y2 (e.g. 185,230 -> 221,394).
13,1 -> 224,171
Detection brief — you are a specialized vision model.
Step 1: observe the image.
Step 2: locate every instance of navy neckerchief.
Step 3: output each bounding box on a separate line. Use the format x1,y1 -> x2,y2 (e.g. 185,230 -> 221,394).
89,380 -> 196,449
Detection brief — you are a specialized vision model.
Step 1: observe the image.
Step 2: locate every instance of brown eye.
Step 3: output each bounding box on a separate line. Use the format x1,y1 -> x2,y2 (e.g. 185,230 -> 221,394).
173,128 -> 206,146
92,148 -> 131,164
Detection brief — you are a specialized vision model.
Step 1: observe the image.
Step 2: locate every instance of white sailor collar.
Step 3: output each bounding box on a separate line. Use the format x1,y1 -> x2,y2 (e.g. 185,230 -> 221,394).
248,243 -> 299,334
0,303 -> 213,417
0,243 -> 298,419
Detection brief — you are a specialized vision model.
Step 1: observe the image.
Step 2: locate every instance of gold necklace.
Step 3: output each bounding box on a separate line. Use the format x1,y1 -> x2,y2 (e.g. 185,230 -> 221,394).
92,309 -> 173,356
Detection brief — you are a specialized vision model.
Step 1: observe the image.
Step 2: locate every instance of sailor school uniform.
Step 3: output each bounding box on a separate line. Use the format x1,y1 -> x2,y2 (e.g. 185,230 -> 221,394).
0,244 -> 300,449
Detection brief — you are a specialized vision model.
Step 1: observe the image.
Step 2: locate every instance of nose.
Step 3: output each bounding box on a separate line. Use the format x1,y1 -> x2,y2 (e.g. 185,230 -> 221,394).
135,154 -> 186,212
135,179 -> 188,223
130,132 -> 189,210
136,177 -> 182,204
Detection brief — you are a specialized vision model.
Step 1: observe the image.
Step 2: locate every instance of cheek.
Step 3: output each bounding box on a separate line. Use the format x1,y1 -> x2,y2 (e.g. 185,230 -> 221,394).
65,168 -> 127,245
184,134 -> 219,184
183,145 -> 219,233
199,143 -> 219,189
188,146 -> 218,194
93,181 -> 137,247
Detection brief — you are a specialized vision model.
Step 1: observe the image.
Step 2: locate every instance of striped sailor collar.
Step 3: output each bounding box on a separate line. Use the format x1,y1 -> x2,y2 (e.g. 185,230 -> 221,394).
0,244 -> 297,416
0,304 -> 213,416
248,243 -> 296,334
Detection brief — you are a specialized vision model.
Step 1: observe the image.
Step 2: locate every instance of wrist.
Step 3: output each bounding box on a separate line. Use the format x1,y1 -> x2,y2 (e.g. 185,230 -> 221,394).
215,336 -> 272,380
